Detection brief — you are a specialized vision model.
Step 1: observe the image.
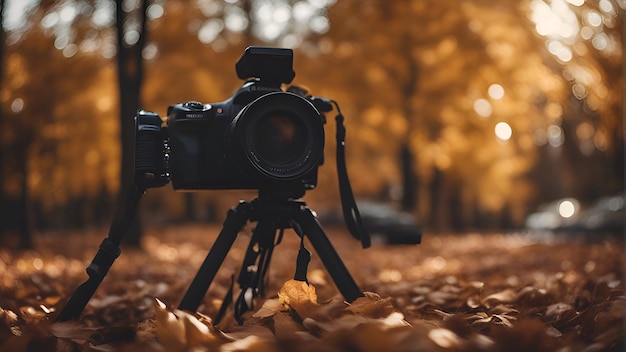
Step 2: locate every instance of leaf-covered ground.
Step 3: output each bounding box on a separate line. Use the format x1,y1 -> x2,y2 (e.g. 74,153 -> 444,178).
0,225 -> 624,351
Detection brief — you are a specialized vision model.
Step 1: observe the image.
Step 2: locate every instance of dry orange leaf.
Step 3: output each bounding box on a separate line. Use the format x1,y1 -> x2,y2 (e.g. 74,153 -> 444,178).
428,328 -> 462,349
252,298 -> 286,319
482,288 -> 517,308
278,280 -> 318,306
154,298 -> 229,351
345,292 -> 398,319
277,280 -> 319,319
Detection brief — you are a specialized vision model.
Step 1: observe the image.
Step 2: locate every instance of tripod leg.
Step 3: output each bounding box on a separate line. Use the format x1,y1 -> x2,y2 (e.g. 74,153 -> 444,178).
56,184 -> 146,321
177,202 -> 251,312
294,208 -> 364,303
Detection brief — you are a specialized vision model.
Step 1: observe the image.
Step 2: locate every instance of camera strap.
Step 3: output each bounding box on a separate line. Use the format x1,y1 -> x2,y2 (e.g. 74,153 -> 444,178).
292,222 -> 311,283
332,101 -> 371,249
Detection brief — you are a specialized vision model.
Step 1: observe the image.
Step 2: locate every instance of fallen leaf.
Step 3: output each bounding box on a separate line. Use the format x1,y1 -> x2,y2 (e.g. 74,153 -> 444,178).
278,280 -> 318,306
471,313 -> 516,328
154,298 -> 226,351
252,298 -> 286,319
545,302 -> 576,323
50,321 -> 95,343
277,280 -> 319,319
345,292 -> 397,319
426,290 -> 458,305
272,311 -> 305,338
0,308 -> 19,326
489,304 -> 519,316
482,289 -> 517,308
220,335 -> 275,352
516,286 -> 550,306
323,322 -> 414,352
428,328 -> 462,349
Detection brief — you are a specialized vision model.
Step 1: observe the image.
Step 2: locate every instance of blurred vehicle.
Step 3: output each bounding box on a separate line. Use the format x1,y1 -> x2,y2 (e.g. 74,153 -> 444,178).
525,194 -> 624,234
524,197 -> 581,231
318,201 -> 422,245
561,194 -> 624,233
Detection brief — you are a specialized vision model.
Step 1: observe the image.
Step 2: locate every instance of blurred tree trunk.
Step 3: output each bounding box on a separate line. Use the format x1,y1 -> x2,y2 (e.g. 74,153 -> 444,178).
399,144 -> 417,211
0,0 -> 6,243
241,0 -> 255,45
184,193 -> 196,221
429,167 -> 443,231
16,144 -> 33,248
399,49 -> 419,212
0,0 -> 32,248
116,0 -> 148,247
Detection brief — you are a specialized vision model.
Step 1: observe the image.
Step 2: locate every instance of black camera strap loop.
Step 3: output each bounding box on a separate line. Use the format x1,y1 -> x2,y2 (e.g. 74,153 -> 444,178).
332,101 -> 371,249
291,221 -> 311,283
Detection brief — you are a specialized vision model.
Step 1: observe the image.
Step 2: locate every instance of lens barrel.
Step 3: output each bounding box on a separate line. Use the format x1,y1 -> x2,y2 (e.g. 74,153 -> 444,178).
230,92 -> 324,181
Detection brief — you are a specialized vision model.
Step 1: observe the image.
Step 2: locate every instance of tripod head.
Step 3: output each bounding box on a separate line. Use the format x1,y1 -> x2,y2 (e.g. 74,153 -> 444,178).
257,183 -> 306,201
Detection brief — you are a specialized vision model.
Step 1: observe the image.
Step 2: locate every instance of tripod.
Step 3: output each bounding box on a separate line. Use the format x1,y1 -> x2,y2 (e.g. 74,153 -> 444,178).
57,185 -> 364,323
178,193 -> 364,323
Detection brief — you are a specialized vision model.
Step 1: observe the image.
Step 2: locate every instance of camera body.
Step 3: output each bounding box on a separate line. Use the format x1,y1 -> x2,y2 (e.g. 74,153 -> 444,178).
135,47 -> 333,196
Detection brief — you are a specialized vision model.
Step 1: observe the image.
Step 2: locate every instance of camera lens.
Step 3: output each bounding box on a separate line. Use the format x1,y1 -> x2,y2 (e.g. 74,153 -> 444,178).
231,92 -> 324,180
253,112 -> 307,165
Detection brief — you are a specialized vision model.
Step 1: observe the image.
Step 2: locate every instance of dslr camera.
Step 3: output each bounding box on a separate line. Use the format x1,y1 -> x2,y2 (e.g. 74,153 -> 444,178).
135,46 -> 333,196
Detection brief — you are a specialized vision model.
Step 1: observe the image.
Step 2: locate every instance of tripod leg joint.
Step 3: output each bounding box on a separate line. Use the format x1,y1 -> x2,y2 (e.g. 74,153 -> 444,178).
86,238 -> 121,278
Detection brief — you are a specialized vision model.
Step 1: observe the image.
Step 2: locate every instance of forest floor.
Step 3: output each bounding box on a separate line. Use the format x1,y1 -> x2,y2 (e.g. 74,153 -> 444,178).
0,225 -> 624,351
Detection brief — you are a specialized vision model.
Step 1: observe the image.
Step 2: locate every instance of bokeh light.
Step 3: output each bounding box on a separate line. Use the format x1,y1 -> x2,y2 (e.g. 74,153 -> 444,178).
488,84 -> 505,100
557,199 -> 578,218
473,98 -> 493,118
494,122 -> 513,142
